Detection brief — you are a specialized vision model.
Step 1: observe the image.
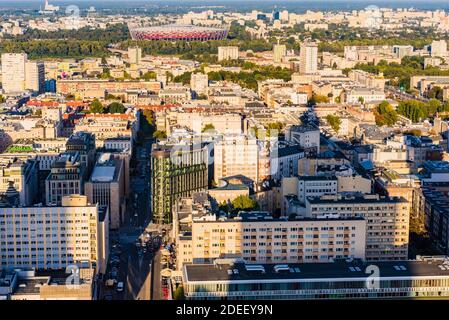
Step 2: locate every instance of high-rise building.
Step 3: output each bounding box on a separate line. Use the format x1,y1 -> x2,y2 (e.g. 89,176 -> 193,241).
66,132 -> 96,176
25,60 -> 45,93
190,73 -> 208,95
279,10 -> 289,22
1,53 -> 27,94
128,46 -> 142,65
299,42 -> 318,75
85,153 -> 125,230
305,194 -> 410,261
1,53 -> 45,94
431,40 -> 448,57
0,157 -> 38,206
0,194 -> 109,273
214,135 -> 260,185
273,44 -> 286,63
151,141 -> 209,224
218,46 -> 239,61
45,153 -> 86,205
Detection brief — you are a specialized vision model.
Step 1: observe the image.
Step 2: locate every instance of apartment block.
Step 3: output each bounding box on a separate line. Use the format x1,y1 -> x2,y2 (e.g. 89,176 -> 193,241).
305,194 -> 410,261
0,195 -> 109,273
299,42 -> 318,75
218,46 -> 239,61
173,193 -> 366,269
1,53 -> 27,94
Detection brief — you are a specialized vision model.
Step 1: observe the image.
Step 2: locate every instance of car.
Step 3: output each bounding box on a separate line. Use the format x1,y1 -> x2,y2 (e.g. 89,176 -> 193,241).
106,279 -> 116,287
112,249 -> 122,255
116,282 -> 124,292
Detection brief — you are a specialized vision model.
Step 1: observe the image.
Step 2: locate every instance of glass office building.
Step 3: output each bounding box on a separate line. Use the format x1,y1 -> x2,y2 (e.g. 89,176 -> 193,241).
151,142 -> 209,224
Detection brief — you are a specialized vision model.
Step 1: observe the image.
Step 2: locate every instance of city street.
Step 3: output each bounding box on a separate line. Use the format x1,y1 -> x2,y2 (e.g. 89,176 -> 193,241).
99,138 -> 157,300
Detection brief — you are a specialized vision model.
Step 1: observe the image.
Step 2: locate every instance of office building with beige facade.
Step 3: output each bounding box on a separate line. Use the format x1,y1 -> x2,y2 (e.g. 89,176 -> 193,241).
0,195 -> 109,274
85,153 -> 126,230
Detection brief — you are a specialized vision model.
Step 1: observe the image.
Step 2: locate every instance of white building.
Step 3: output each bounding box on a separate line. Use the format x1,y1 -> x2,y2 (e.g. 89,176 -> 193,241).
25,61 -> 45,93
1,53 -> 45,94
299,42 -> 318,75
431,40 -> 447,57
273,44 -> 287,63
190,73 -> 208,95
285,124 -> 321,153
214,135 -> 260,184
218,46 -> 239,61
0,195 -> 109,273
128,46 -> 142,65
1,53 -> 27,94
346,87 -> 386,103
297,176 -> 338,204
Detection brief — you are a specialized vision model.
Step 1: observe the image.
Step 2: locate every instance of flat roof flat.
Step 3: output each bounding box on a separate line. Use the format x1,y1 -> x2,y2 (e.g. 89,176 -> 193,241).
91,166 -> 115,182
184,258 -> 449,283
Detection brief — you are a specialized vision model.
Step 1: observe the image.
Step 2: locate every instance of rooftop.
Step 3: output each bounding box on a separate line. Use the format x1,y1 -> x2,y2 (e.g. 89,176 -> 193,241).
307,194 -> 408,205
184,256 -> 449,283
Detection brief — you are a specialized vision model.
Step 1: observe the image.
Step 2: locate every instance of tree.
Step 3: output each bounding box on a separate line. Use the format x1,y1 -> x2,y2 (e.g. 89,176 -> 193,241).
397,100 -> 426,123
326,114 -> 342,134
310,93 -> 329,104
231,195 -> 259,212
358,96 -> 365,104
153,130 -> 167,140
219,201 -> 231,213
173,71 -> 192,85
90,98 -> 104,113
107,102 -> 125,114
427,99 -> 442,117
140,110 -> 155,138
173,285 -> 185,300
374,101 -> 398,126
100,67 -> 111,79
141,71 -> 157,81
201,123 -> 215,133
404,129 -> 422,137
106,93 -> 120,101
428,86 -> 444,100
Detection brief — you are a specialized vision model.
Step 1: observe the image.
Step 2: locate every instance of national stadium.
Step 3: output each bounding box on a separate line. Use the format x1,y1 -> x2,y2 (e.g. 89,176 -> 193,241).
129,24 -> 229,41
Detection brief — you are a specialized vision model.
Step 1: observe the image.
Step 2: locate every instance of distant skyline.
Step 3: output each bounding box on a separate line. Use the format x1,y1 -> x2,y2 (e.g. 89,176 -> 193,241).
1,0 -> 449,13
